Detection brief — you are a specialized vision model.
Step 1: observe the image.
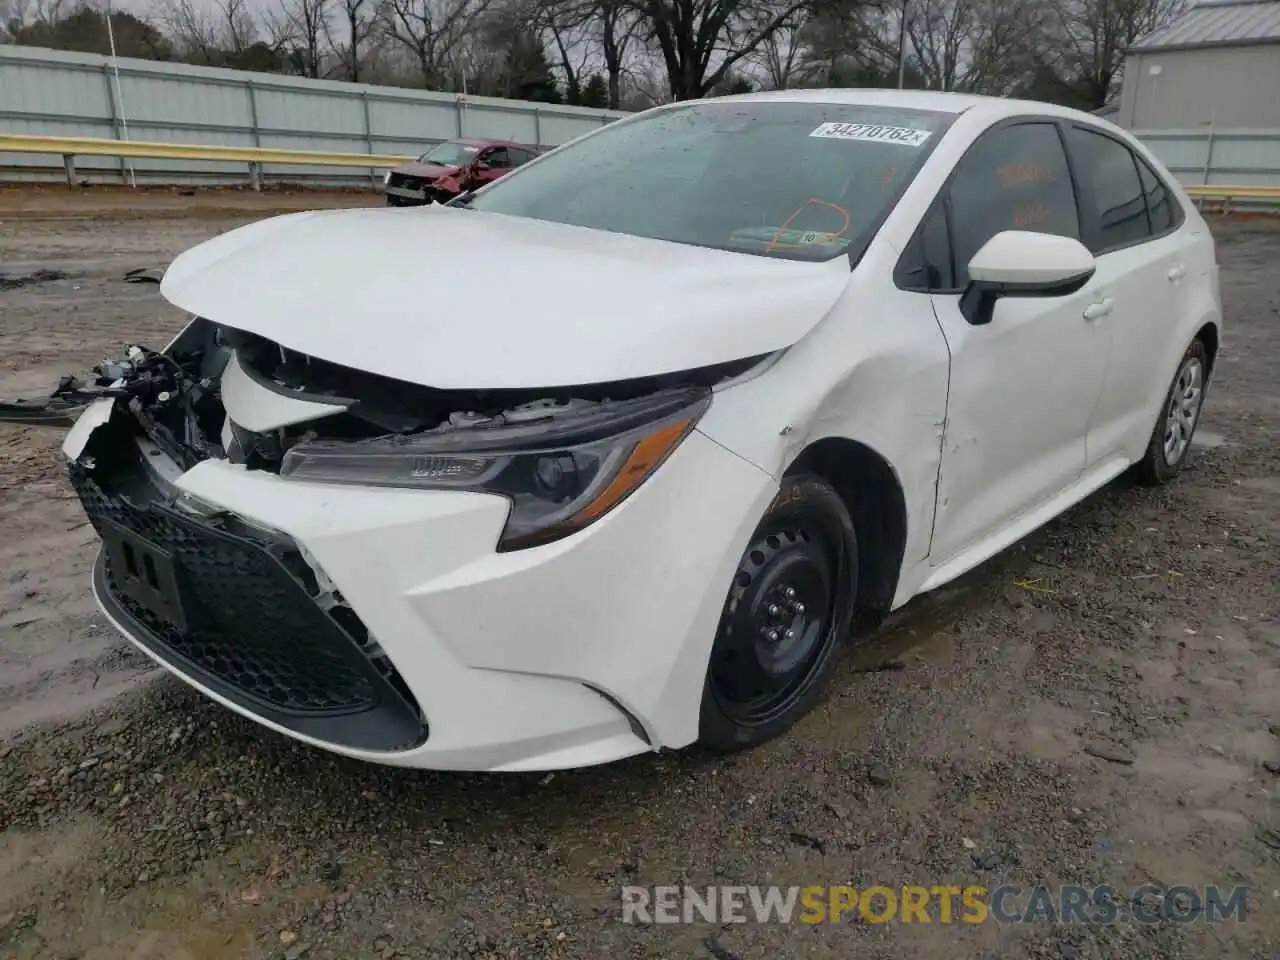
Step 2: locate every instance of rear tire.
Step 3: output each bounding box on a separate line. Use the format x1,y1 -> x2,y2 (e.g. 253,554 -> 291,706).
698,474 -> 857,752
1134,338 -> 1209,486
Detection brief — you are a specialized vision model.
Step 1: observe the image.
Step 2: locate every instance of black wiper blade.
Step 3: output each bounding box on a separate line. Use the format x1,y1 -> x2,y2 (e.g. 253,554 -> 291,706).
447,190 -> 478,208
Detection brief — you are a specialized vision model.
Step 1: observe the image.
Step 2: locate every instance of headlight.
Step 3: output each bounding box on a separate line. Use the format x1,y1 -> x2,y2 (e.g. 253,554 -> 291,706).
280,388 -> 710,550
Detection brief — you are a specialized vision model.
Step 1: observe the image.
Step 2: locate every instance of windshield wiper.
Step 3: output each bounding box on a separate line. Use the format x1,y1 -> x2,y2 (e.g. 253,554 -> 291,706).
447,190 -> 478,208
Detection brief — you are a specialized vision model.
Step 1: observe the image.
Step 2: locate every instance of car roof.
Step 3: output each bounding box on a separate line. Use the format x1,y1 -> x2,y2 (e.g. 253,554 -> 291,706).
454,137 -> 539,150
681,88 -> 1112,127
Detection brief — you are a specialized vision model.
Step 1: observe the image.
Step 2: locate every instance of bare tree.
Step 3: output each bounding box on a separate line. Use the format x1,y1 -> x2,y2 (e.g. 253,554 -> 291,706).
1042,0 -> 1182,107
963,0 -> 1046,94
267,0 -> 330,76
378,0 -> 491,87
160,0 -> 258,62
790,0 -> 910,88
903,0 -> 1041,92
325,0 -> 374,80
538,0 -> 592,102
0,0 -> 33,37
1,0 -> 66,35
627,0 -> 813,100
754,5 -> 813,88
594,0 -> 638,107
904,0 -> 971,90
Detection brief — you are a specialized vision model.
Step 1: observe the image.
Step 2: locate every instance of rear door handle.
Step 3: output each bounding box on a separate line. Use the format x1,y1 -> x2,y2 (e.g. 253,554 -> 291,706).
1167,264 -> 1187,282
1083,297 -> 1115,321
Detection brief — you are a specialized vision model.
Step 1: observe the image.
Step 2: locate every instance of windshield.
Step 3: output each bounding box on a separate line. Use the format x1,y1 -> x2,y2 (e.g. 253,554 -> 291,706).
466,101 -> 953,261
418,141 -> 481,166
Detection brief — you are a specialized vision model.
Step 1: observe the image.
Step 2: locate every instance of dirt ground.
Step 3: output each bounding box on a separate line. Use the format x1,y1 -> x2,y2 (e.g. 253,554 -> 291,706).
0,186 -> 1276,960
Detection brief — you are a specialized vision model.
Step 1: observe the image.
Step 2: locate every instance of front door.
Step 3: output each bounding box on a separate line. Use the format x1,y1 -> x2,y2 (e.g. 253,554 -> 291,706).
924,120 -> 1113,564
468,147 -> 511,189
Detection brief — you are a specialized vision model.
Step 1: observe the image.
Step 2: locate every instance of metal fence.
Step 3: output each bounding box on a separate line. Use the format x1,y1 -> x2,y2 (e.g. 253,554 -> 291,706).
1132,127 -> 1280,193
0,44 -> 628,185
2,44 -> 1278,200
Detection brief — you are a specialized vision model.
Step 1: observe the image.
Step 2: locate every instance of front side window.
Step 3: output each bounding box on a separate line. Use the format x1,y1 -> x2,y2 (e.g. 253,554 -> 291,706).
466,102 -> 955,262
946,122 -> 1080,286
1065,126 -> 1150,252
485,148 -> 512,169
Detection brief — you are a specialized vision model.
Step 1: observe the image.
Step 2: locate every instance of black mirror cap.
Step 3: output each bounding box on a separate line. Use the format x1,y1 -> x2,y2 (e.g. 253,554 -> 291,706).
960,266 -> 1096,326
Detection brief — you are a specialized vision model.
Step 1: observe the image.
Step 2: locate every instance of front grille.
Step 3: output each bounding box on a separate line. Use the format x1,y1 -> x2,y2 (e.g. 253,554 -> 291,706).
71,453 -> 427,752
387,173 -> 427,191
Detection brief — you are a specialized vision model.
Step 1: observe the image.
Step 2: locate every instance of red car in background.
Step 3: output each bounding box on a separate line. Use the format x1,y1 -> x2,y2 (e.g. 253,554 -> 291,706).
383,138 -> 541,206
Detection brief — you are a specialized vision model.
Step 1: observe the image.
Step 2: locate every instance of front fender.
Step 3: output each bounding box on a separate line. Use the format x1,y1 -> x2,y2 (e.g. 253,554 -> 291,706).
698,265 -> 951,590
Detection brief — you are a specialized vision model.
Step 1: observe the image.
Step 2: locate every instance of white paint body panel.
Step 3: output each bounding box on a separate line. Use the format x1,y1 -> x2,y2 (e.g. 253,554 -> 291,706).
925,272 -> 1109,562
967,230 -> 1096,286
70,89 -> 1222,770
61,397 -> 114,461
220,351 -> 351,431
159,206 -> 853,390
93,428 -> 772,771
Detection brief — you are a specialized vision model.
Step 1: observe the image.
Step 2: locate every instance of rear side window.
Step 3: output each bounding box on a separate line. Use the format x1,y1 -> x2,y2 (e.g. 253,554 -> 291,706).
1064,126 -> 1150,252
947,122 -> 1080,286
1136,154 -> 1178,234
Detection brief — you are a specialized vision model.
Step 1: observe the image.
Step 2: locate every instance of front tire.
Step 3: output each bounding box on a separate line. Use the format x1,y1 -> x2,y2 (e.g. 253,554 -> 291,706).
698,474 -> 858,752
1134,338 -> 1209,486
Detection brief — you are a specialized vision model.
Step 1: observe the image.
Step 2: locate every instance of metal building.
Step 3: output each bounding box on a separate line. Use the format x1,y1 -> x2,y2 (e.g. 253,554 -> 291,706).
1119,0 -> 1280,130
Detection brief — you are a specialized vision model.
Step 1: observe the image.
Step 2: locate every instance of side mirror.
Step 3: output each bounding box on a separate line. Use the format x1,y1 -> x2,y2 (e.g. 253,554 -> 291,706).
960,230 -> 1096,326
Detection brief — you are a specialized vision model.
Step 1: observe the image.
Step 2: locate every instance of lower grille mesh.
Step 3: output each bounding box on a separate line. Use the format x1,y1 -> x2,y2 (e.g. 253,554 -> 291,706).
70,456 -> 426,750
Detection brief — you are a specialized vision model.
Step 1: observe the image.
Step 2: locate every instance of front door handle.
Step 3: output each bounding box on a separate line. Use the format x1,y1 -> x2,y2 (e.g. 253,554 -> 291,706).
1083,297 -> 1115,321
1167,264 -> 1187,282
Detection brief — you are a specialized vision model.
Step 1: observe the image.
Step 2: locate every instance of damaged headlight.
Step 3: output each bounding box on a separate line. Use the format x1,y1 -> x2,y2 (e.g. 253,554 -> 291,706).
279,388 -> 710,550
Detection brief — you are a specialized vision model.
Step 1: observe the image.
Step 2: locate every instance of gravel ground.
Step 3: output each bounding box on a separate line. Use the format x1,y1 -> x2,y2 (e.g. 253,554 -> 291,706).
0,187 -> 1277,960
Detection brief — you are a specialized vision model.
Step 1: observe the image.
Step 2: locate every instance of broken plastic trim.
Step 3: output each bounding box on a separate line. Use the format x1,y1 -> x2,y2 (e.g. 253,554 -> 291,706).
223,323 -> 759,437
58,321 -> 762,507
69,409 -> 427,749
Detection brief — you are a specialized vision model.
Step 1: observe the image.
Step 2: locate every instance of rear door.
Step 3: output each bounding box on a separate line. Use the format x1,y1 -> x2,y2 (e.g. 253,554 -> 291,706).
1060,123 -> 1194,465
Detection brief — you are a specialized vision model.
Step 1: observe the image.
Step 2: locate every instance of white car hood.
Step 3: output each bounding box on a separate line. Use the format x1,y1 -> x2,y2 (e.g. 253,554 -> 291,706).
160,206 -> 852,390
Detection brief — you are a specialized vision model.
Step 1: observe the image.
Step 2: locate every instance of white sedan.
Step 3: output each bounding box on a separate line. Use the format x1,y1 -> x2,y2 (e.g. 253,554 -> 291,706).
63,89 -> 1221,771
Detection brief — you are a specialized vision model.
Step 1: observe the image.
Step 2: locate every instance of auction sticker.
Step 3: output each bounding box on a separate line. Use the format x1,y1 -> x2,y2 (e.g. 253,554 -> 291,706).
810,122 -> 932,147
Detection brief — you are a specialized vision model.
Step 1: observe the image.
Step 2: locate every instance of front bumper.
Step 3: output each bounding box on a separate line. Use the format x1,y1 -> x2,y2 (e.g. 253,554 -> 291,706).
67,402 -> 775,771
384,183 -> 431,206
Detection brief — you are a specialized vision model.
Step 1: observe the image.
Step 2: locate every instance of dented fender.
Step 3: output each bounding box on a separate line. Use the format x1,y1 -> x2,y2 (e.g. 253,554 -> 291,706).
698,250 -> 952,602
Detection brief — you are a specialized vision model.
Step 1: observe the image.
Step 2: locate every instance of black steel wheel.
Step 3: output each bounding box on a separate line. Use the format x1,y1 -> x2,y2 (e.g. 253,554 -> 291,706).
698,473 -> 857,751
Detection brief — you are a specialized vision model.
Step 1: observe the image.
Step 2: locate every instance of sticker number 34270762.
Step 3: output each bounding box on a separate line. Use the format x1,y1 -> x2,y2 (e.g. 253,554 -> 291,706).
809,122 -> 933,147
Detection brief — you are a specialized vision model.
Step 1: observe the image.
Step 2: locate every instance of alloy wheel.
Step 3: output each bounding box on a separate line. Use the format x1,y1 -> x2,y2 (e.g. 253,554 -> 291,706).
1163,356 -> 1204,465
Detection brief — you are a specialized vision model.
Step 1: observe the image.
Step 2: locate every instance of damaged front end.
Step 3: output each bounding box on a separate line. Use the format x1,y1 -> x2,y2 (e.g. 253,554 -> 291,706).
64,317 -> 764,752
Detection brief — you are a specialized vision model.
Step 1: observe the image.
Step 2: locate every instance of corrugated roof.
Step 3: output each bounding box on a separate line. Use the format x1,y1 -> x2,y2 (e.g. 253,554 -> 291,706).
1129,0 -> 1280,51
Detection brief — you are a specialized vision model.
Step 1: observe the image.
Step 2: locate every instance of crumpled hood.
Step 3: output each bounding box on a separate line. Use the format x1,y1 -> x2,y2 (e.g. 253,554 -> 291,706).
391,161 -> 459,180
160,206 -> 852,390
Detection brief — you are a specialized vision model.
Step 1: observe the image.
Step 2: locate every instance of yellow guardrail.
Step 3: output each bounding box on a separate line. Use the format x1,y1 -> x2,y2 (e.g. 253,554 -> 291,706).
1183,183 -> 1280,214
0,133 -> 413,188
